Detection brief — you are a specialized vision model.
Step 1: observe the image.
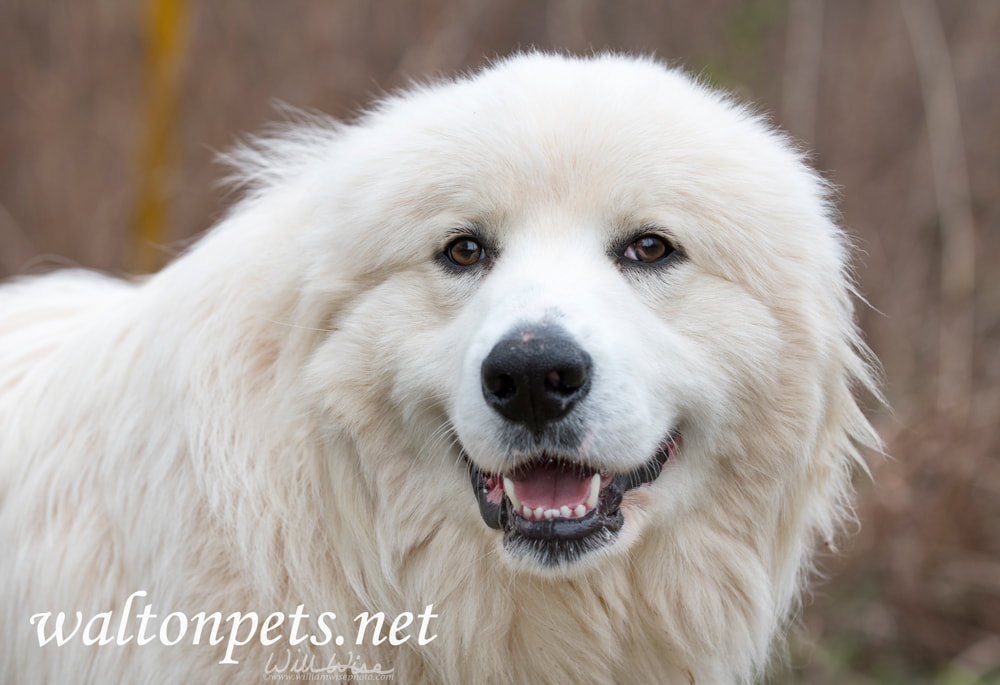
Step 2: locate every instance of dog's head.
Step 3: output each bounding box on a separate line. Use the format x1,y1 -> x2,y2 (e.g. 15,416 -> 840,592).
273,54 -> 879,576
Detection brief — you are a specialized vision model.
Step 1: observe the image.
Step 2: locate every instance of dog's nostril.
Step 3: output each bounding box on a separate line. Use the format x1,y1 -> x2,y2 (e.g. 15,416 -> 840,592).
485,373 -> 517,400
546,367 -> 587,394
480,324 -> 592,436
545,370 -> 561,391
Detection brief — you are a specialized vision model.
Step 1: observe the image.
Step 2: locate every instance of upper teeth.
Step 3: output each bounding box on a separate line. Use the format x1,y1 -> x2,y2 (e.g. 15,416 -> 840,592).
587,473 -> 600,508
503,477 -> 520,512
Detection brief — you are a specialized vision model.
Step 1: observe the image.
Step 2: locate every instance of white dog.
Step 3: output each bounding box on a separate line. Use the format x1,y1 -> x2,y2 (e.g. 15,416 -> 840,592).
0,53 -> 881,683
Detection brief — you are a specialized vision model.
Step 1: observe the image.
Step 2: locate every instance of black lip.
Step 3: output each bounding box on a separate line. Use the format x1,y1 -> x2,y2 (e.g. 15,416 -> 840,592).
466,436 -> 676,565
469,461 -> 505,530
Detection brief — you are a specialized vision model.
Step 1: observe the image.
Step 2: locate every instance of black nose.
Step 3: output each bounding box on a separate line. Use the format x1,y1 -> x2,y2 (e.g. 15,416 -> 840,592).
481,324 -> 592,436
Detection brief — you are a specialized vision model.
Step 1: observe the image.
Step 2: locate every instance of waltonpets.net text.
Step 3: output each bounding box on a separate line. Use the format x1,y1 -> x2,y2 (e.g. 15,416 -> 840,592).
29,591 -> 439,664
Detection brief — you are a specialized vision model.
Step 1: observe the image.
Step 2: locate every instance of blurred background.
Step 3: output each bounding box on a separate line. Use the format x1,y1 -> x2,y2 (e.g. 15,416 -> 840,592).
1,0 -> 997,682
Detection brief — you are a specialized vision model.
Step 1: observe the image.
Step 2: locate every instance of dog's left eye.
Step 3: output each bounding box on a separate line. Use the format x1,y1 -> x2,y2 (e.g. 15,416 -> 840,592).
622,235 -> 674,263
445,237 -> 486,267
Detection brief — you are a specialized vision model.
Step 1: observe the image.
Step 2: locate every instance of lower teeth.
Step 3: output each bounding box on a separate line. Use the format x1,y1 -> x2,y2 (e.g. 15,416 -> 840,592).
517,502 -> 591,520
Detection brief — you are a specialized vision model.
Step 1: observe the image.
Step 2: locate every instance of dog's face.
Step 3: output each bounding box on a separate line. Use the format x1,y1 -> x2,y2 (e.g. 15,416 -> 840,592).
300,55 -> 850,575
449,216 -> 700,570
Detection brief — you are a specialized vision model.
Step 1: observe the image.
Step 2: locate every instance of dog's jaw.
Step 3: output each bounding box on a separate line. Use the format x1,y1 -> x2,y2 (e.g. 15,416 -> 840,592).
465,433 -> 681,569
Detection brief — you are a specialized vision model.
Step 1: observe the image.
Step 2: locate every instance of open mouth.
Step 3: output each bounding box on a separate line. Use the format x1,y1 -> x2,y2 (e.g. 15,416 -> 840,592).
467,433 -> 681,566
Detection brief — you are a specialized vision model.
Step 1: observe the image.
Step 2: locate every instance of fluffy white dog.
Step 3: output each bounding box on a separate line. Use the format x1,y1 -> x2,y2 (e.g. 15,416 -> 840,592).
0,53 -> 881,683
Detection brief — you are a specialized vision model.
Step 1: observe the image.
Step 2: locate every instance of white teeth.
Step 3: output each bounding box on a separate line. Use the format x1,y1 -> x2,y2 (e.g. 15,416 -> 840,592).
507,474 -> 601,521
503,477 -> 521,512
516,503 -> 591,520
587,473 -> 600,508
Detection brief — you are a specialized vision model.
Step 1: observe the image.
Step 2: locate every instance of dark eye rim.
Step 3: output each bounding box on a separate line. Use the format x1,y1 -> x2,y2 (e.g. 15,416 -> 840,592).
615,229 -> 683,268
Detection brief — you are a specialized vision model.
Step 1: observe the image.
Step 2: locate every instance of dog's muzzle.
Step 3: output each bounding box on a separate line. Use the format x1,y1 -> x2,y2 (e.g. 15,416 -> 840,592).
466,322 -> 680,566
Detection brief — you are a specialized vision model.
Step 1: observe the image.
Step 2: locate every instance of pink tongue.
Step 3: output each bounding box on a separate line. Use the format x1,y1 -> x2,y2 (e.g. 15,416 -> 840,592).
511,463 -> 591,510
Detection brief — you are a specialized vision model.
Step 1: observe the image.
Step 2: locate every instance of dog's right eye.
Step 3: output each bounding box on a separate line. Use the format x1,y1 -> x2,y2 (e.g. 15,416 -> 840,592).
445,238 -> 486,267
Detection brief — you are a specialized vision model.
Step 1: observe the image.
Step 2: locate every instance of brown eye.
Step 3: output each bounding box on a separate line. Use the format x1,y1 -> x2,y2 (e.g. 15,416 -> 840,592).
446,237 -> 486,267
623,235 -> 673,263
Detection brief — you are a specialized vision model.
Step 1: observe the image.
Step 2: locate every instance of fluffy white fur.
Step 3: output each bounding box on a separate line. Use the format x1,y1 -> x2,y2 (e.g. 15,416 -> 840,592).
0,53 -> 881,683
